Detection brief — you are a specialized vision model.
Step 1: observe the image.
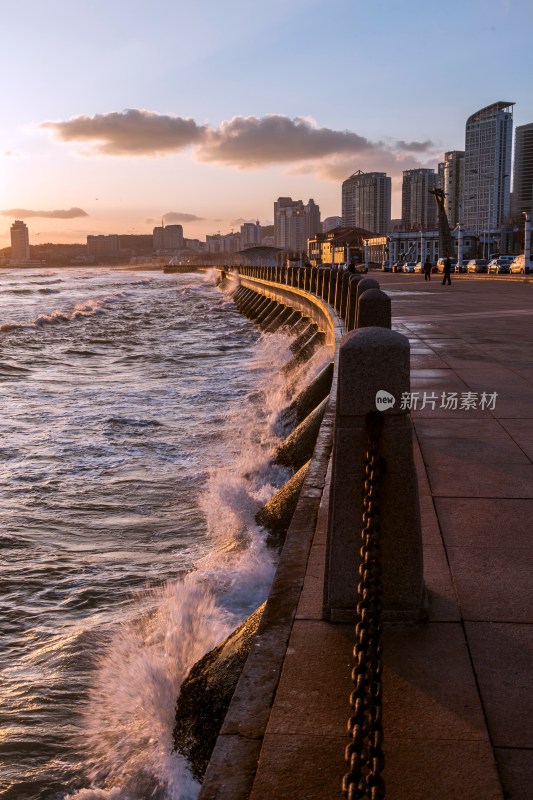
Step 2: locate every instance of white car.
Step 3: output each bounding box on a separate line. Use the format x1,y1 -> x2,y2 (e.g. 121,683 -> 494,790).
402,262 -> 417,273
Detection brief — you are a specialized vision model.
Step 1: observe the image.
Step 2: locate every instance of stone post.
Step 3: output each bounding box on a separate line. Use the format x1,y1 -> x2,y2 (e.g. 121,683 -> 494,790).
345,275 -> 362,331
357,288 -> 391,329
323,327 -> 424,622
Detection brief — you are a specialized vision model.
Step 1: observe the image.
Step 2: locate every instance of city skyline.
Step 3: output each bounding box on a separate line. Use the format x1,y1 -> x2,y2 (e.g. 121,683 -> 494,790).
1,0 -> 533,247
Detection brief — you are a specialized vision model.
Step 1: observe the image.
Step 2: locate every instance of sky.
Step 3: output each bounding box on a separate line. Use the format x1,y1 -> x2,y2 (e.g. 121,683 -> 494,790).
1,0 -> 532,247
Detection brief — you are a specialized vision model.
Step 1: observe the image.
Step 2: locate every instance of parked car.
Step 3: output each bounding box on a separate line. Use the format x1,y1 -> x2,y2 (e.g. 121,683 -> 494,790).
457,259 -> 469,273
466,259 -> 489,273
382,261 -> 392,272
402,262 -> 417,273
414,261 -> 423,273
436,257 -> 458,273
509,255 -> 531,274
487,258 -> 511,274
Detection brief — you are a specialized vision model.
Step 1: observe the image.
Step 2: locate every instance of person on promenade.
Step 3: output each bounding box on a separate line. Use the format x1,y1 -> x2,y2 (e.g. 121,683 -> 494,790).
442,256 -> 452,286
424,254 -> 432,281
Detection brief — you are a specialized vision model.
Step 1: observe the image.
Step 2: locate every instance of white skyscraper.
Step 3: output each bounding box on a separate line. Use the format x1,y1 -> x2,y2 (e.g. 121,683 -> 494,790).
342,171 -> 391,234
274,198 -> 321,251
463,101 -> 514,234
401,169 -> 438,230
512,122 -> 533,219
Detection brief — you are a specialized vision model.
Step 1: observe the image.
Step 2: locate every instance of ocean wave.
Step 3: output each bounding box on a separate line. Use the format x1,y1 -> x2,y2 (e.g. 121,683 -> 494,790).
68,332 -> 332,799
0,293 -> 127,333
38,287 -> 61,294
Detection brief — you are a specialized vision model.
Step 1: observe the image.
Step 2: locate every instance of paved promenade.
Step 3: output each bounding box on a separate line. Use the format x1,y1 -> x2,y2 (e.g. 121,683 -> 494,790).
247,275 -> 533,799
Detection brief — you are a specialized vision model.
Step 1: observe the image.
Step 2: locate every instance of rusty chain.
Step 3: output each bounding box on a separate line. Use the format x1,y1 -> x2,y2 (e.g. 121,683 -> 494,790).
342,412 -> 385,800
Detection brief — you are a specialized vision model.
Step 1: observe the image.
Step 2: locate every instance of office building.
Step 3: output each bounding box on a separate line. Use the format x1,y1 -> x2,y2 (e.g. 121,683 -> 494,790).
463,101 -> 514,234
512,122 -> 533,219
274,197 -> 321,251
401,168 -> 438,230
10,219 -> 30,260
441,151 -> 465,228
341,171 -> 391,235
322,216 -> 343,233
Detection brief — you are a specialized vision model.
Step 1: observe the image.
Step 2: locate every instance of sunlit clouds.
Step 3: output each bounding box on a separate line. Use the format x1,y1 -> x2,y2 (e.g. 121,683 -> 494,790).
39,109 -> 437,179
0,207 -> 89,219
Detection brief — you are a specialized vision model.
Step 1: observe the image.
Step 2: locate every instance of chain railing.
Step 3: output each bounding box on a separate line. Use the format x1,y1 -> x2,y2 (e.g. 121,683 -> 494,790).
342,412 -> 385,800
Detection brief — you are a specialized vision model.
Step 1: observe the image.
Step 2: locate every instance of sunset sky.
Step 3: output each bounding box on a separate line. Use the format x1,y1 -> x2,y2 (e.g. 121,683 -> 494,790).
2,0 -> 532,247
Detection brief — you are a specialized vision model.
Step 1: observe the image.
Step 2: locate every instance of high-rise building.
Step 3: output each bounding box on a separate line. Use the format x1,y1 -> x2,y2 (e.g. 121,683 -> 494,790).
274,198 -> 321,251
10,219 -> 30,260
463,101 -> 514,234
240,221 -> 262,247
153,224 -> 184,252
401,169 -> 438,230
341,171 -> 391,234
442,151 -> 465,228
512,122 -> 533,219
322,216 -> 343,233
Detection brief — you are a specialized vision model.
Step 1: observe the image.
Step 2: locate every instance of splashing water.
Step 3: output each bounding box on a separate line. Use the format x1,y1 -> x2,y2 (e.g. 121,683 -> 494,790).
66,335 -> 332,799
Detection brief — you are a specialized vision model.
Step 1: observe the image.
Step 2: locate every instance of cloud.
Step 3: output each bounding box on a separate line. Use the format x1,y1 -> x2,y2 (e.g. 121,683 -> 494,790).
197,114 -> 377,167
163,211 -> 205,223
1,207 -> 89,219
396,139 -> 434,153
40,109 -> 205,156
37,109 -> 438,180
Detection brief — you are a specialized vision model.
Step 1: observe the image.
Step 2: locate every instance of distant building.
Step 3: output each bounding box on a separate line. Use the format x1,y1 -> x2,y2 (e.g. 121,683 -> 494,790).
86,234 -> 120,259
401,168 -> 438,230
341,171 -> 391,235
463,101 -> 514,234
240,221 -> 262,248
206,232 -> 242,254
274,197 -> 321,251
441,151 -> 465,228
153,224 -> 184,253
322,216 -> 343,233
308,226 -> 374,267
10,219 -> 30,260
512,122 -> 533,219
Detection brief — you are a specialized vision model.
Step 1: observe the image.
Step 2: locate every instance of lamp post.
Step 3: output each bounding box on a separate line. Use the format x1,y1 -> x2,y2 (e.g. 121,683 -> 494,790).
364,240 -> 369,271
524,212 -> 531,270
457,223 -> 462,269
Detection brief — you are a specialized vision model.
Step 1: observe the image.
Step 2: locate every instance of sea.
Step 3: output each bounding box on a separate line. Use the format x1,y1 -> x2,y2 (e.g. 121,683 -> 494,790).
0,267 -> 330,800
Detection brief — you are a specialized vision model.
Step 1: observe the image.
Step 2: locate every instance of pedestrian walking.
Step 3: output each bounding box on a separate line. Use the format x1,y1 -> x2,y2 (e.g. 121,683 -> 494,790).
442,257 -> 452,286
424,254 -> 432,281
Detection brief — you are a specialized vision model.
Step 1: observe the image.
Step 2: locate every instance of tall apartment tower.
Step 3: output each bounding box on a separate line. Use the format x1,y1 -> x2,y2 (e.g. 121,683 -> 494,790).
463,101 -> 514,233
274,197 -> 321,251
341,171 -> 391,234
240,220 -> 261,247
10,220 -> 30,260
442,151 -> 465,228
512,122 -> 533,219
401,168 -> 438,230
153,224 -> 184,252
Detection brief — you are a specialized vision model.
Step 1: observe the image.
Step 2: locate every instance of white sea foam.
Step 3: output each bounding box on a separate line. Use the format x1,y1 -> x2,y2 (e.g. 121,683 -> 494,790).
0,293 -> 126,332
67,326 -> 333,800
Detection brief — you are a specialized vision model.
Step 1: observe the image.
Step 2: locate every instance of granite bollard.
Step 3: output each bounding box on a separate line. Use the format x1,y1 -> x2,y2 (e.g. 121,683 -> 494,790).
323,326 -> 424,622
357,287 -> 391,329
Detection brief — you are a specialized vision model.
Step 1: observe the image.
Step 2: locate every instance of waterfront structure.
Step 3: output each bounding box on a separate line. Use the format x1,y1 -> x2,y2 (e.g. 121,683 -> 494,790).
341,171 -> 391,235
10,219 -> 30,260
240,221 -> 262,248
307,226 -> 374,266
153,224 -> 184,253
441,151 -> 465,228
463,101 -> 514,235
401,169 -> 438,230
367,227 -> 478,265
274,197 -> 321,251
512,122 -> 533,219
